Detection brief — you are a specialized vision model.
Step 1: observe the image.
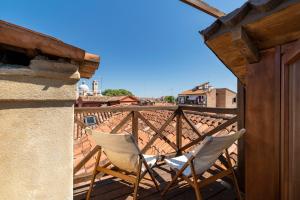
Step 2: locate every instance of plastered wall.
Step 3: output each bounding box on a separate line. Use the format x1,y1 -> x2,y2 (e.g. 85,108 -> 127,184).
0,73 -> 76,200
206,89 -> 216,107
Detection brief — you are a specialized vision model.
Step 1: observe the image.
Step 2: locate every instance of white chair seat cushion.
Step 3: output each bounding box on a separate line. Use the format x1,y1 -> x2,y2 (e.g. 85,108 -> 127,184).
165,153 -> 192,176
142,154 -> 158,171
165,129 -> 246,177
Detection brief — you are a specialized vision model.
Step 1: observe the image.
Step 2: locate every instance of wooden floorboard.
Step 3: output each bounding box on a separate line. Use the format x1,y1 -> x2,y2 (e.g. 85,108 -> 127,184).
74,163 -> 239,200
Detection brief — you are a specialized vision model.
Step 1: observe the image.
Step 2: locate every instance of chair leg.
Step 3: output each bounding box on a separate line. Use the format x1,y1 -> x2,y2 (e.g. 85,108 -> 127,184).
133,158 -> 143,200
193,184 -> 203,200
143,160 -> 160,192
190,161 -> 203,200
149,169 -> 160,192
161,171 -> 180,196
231,170 -> 242,200
86,150 -> 101,200
225,150 -> 242,200
162,160 -> 191,196
133,183 -> 139,200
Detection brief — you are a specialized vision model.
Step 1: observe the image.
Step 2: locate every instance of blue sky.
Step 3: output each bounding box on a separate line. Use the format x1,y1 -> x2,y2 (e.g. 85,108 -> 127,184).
1,0 -> 245,97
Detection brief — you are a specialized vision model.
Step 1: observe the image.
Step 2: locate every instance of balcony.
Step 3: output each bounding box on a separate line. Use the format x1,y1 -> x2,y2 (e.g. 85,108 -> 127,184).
73,105 -> 241,200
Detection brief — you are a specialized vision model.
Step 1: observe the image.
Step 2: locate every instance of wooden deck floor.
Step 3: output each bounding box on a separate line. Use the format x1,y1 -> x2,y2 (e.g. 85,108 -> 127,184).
74,163 -> 240,200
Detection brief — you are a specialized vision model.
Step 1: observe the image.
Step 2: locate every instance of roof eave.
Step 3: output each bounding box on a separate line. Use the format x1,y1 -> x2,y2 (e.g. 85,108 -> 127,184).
0,20 -> 100,79
200,0 -> 300,84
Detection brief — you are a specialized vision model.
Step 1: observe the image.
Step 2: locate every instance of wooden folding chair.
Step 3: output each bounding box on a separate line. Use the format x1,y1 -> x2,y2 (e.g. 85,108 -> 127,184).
86,131 -> 160,200
162,128 -> 246,200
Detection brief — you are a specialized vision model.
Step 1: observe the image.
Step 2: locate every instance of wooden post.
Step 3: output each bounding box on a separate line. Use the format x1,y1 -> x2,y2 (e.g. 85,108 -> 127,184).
132,111 -> 139,142
237,80 -> 245,192
176,109 -> 183,155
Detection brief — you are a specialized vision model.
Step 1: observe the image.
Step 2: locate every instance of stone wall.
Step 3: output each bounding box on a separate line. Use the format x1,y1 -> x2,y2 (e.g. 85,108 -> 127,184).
216,89 -> 237,108
0,59 -> 78,200
225,90 -> 237,108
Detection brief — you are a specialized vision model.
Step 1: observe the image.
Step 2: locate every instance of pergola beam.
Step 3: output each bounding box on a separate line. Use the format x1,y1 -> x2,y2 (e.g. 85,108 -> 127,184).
181,0 -> 225,18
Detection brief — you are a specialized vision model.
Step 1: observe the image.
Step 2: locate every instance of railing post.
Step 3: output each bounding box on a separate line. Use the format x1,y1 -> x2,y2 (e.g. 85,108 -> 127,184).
176,108 -> 182,155
132,111 -> 139,142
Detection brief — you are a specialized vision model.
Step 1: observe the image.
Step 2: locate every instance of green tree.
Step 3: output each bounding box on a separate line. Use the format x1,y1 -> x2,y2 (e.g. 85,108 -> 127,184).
102,89 -> 133,96
164,96 -> 175,103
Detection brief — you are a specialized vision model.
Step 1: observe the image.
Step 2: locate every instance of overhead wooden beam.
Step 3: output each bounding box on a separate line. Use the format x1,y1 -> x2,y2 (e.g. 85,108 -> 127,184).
181,0 -> 225,18
231,27 -> 260,64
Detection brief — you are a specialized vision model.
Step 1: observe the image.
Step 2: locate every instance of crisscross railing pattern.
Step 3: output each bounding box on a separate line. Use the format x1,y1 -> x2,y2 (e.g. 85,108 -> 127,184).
73,105 -> 237,176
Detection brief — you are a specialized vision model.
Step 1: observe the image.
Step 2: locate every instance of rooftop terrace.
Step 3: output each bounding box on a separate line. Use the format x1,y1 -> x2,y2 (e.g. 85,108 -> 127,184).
73,105 -> 241,200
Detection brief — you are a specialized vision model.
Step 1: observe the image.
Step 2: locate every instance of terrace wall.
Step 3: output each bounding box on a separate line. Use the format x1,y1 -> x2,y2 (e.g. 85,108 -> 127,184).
0,63 -> 77,200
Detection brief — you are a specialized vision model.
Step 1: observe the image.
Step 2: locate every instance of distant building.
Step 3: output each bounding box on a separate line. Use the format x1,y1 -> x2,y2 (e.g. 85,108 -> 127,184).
78,80 -> 102,96
76,95 -> 140,107
178,82 -> 236,108
215,88 -> 237,108
139,98 -> 156,106
92,80 -> 102,96
76,80 -> 139,107
78,81 -> 90,96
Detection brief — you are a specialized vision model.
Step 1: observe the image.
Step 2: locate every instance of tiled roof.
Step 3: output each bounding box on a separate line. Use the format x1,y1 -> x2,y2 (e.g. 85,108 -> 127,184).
73,110 -> 237,185
78,95 -> 139,103
179,89 -> 209,95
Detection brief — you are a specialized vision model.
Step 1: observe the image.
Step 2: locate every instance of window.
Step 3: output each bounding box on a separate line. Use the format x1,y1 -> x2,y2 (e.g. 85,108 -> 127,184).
178,97 -> 185,104
233,97 -> 237,103
84,116 -> 97,126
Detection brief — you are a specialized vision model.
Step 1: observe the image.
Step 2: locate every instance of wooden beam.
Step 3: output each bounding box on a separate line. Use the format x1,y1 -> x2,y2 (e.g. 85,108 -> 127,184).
135,111 -> 159,133
181,0 -> 225,18
141,112 -> 178,153
199,169 -> 232,188
75,105 -> 178,113
182,111 -> 202,137
180,116 -> 238,151
96,166 -> 136,184
74,117 -> 87,128
237,80 -> 245,191
74,146 -> 100,175
176,110 -> 183,153
184,110 -> 233,120
111,112 -> 132,134
135,111 -> 177,153
179,105 -> 238,114
231,27 -> 260,64
75,105 -> 237,114
221,3 -> 251,27
132,111 -> 139,141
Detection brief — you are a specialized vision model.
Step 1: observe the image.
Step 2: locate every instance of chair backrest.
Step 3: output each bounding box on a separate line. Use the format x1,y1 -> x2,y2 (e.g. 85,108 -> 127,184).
91,131 -> 140,173
192,128 -> 246,175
